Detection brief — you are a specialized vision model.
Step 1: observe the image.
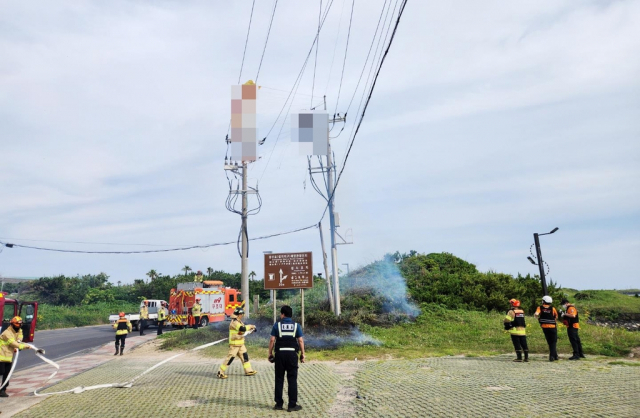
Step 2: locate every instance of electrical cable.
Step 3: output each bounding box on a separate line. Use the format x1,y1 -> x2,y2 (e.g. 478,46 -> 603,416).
332,0 -> 355,118
0,238 -> 176,247
261,0 -> 335,145
0,225 -> 317,255
311,0 -> 323,108
258,54 -> 312,184
337,0 -> 397,147
237,0 -> 256,85
225,0 -> 258,160
255,0 -> 279,83
340,0 -> 389,120
318,0 -> 408,222
328,0 -> 388,140
323,0 -> 347,95
307,156 -> 329,201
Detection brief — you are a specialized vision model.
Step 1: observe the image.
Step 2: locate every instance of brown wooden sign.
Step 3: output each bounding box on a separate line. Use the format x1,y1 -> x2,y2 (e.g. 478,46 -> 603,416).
264,252 -> 313,289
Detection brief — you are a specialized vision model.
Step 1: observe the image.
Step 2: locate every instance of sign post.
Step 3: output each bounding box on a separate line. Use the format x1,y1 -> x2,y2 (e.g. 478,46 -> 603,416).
272,290 -> 276,324
264,252 -> 313,327
301,289 -> 305,328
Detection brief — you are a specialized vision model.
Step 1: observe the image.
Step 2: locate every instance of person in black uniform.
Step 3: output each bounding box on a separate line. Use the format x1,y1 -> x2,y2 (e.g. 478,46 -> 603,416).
534,296 -> 559,362
268,305 -> 305,412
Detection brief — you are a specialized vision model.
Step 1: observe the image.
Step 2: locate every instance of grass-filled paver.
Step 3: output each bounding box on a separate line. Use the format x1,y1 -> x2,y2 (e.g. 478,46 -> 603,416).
16,359 -> 338,418
15,355 -> 640,417
353,356 -> 640,418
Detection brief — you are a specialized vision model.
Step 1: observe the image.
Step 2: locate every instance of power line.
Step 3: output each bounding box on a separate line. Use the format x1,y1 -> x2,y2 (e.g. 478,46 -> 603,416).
0,238 -> 176,247
0,224 -> 317,255
311,0 -> 323,107
237,0 -> 257,84
319,0 -> 408,222
332,0 -> 355,116
255,0 -> 279,83
337,0 -> 398,145
323,0 -> 347,95
258,1 -> 337,183
225,0 -> 259,159
328,0 -> 389,140
258,60 -> 310,183
343,0 -> 388,115
260,0 -> 336,145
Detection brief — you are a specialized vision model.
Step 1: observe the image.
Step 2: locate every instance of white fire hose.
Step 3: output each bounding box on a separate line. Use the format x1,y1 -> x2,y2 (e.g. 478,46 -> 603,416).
3,329 -> 254,396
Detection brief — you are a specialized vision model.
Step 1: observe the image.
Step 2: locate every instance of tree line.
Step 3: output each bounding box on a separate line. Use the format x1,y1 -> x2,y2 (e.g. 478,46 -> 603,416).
4,269 -> 271,306
4,252 -> 561,315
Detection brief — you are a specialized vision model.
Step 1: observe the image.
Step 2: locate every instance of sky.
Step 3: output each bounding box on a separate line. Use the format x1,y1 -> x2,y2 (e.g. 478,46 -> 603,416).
1,0 -> 639,291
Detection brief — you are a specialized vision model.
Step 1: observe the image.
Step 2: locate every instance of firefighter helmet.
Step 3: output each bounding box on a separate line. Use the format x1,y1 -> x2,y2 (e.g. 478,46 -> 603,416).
197,270 -> 203,275
509,299 -> 520,307
233,307 -> 245,316
542,296 -> 553,304
196,298 -> 201,301
10,316 -> 23,325
143,300 -> 148,305
119,312 -> 126,317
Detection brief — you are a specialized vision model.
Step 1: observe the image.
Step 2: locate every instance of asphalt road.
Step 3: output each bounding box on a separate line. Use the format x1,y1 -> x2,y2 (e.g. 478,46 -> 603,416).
15,325 -> 168,371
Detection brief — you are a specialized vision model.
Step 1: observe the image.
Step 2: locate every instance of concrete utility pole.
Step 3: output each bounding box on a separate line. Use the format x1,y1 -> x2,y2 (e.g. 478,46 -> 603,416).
241,162 -> 249,318
326,120 -> 345,316
224,161 -> 254,319
321,95 -> 343,315
318,221 -> 334,313
307,97 -> 347,316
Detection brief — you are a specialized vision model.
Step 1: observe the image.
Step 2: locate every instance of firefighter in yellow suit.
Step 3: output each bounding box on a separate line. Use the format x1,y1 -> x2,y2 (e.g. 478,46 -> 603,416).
217,307 -> 257,378
112,312 -> 132,356
192,298 -> 202,329
1,317 -> 33,397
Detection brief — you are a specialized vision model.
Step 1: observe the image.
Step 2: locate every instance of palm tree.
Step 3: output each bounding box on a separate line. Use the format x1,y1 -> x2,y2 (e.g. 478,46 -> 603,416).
182,265 -> 192,277
206,267 -> 213,278
117,281 -> 121,287
146,269 -> 158,282
249,271 -> 256,280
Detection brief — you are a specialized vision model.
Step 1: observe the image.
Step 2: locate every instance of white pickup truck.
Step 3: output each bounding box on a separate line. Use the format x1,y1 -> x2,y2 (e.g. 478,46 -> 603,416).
109,299 -> 168,331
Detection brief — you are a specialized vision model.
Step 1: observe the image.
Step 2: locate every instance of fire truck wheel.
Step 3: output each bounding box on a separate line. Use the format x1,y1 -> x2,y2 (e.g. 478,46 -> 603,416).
200,317 -> 209,327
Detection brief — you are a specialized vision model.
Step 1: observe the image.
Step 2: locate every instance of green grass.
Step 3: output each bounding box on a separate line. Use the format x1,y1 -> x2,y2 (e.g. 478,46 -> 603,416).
158,306 -> 640,361
567,290 -> 640,320
608,361 -> 640,366
36,302 -> 139,330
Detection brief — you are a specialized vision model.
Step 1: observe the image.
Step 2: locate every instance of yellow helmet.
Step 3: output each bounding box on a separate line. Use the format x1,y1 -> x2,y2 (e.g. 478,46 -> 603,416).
10,316 -> 23,325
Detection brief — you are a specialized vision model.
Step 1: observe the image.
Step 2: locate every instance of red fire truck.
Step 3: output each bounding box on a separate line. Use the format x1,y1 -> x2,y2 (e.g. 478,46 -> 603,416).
0,292 -> 38,343
167,281 -> 244,328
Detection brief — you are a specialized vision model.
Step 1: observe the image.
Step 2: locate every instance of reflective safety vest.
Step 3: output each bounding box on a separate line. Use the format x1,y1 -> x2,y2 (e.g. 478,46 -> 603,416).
158,307 -> 166,321
505,309 -> 526,335
275,321 -> 299,353
229,318 -> 247,346
0,327 -> 27,363
192,303 -> 202,317
113,319 -> 132,336
140,306 -> 149,320
564,304 -> 580,328
538,305 -> 557,328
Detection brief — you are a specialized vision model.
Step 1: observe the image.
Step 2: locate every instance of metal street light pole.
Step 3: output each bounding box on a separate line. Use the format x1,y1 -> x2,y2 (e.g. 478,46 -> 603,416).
529,227 -> 558,297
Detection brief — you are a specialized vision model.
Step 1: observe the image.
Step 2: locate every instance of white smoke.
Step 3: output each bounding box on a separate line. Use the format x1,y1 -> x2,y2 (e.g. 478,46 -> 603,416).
345,259 -> 421,318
